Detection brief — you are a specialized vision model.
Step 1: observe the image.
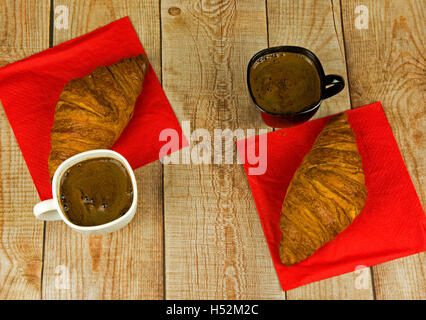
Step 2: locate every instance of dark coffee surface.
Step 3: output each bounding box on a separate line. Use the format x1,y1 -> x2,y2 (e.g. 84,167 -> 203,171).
59,157 -> 133,226
250,52 -> 321,114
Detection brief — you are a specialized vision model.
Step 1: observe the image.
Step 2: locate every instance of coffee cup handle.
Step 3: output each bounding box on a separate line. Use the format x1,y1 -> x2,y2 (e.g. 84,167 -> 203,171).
33,199 -> 62,221
323,74 -> 345,99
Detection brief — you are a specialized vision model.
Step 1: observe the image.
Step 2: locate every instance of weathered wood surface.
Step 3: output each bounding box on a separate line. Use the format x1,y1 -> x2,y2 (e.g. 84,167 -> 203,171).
42,0 -> 163,299
161,0 -> 283,299
341,0 -> 425,300
0,0 -> 50,300
0,0 -> 423,299
267,0 -> 374,300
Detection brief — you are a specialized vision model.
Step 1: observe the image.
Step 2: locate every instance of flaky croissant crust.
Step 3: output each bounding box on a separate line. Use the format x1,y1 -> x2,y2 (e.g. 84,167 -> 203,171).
48,54 -> 148,178
279,113 -> 367,266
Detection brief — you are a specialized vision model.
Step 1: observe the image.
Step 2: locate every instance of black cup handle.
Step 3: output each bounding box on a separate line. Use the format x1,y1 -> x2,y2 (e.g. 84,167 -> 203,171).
323,74 -> 345,99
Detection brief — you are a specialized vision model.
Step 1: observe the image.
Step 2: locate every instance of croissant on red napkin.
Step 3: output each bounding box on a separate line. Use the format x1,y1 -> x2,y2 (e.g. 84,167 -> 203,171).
279,113 -> 367,266
48,54 -> 148,178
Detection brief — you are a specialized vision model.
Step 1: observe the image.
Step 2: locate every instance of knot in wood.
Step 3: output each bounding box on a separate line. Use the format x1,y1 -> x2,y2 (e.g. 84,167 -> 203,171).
168,7 -> 181,16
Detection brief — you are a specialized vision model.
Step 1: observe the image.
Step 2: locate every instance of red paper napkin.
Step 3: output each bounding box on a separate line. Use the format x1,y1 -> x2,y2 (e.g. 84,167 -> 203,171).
0,17 -> 187,201
236,102 -> 425,291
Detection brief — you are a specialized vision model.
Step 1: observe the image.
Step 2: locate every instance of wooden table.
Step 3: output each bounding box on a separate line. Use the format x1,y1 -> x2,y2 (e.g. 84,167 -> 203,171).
0,0 -> 424,300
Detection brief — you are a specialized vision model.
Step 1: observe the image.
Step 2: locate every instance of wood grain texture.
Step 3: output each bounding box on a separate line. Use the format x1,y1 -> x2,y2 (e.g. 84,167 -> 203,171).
161,0 -> 284,299
267,0 -> 374,299
0,0 -> 424,300
341,0 -> 425,300
42,0 -> 163,299
0,0 -> 50,299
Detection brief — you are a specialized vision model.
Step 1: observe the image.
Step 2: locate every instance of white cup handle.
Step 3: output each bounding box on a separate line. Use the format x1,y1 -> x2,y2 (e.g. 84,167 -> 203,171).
33,199 -> 61,221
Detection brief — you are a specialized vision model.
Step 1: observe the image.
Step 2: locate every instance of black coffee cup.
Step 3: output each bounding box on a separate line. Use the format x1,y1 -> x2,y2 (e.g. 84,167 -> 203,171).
247,46 -> 345,128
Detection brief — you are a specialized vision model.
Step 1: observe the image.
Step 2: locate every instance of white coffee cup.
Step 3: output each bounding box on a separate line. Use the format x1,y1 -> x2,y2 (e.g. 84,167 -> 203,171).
33,149 -> 138,235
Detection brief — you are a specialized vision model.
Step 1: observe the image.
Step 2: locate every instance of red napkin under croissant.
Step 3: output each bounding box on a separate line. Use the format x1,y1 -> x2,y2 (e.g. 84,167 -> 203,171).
0,17 -> 187,200
237,102 -> 425,291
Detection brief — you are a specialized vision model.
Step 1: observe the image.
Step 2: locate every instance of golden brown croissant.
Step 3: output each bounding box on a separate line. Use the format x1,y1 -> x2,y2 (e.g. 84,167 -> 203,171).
48,54 -> 148,178
279,113 -> 367,266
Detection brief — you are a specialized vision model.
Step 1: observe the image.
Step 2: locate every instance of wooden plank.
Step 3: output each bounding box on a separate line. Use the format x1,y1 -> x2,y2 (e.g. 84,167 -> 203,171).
341,0 -> 425,299
161,0 -> 284,299
41,0 -> 163,299
267,0 -> 374,299
0,0 -> 50,299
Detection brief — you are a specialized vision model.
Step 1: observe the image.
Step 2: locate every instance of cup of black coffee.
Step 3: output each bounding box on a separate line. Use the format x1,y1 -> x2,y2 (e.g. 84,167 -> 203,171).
33,149 -> 137,235
247,46 -> 345,128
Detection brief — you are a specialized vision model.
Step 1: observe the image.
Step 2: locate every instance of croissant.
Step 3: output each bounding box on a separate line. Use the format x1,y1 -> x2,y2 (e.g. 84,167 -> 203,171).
279,113 -> 367,266
48,54 -> 148,178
